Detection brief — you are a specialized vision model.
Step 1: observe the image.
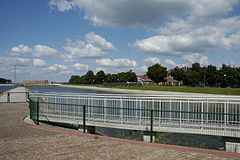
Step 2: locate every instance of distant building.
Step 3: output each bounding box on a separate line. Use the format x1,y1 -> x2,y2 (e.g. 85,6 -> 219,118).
137,75 -> 154,85
22,80 -> 49,86
163,76 -> 182,86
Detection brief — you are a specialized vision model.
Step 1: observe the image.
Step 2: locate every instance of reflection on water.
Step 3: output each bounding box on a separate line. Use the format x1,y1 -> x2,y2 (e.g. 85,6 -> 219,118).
0,86 -> 16,93
26,85 -> 112,94
1,85 -> 112,94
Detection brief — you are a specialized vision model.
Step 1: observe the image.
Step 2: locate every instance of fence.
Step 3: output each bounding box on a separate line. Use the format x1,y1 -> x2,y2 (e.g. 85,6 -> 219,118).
28,93 -> 240,151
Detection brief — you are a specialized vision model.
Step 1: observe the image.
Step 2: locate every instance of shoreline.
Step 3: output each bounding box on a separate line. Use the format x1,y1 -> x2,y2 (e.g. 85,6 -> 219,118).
60,84 -> 235,97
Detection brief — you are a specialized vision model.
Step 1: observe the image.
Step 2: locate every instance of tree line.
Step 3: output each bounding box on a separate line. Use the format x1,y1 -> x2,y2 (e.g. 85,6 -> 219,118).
69,63 -> 240,88
0,78 -> 12,84
69,70 -> 137,84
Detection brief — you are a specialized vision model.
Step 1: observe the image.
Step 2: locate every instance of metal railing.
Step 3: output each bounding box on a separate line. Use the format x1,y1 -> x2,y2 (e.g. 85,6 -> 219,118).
28,93 -> 240,141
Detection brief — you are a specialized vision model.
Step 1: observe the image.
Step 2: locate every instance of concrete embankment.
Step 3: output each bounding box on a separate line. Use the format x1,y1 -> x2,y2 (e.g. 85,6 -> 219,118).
0,87 -> 30,102
61,84 -> 229,97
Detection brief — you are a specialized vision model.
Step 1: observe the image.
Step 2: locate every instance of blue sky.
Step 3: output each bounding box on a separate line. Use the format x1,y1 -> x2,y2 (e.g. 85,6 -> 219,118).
0,0 -> 240,82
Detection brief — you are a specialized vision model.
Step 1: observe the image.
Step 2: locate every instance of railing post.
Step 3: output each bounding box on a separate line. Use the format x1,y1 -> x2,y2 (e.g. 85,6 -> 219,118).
7,92 -> 10,102
27,94 -> 32,120
150,109 -> 153,143
83,105 -> 86,133
36,97 -> 39,125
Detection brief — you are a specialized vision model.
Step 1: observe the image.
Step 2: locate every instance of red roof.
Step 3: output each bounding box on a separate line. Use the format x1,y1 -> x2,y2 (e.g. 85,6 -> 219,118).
138,76 -> 152,82
165,76 -> 180,83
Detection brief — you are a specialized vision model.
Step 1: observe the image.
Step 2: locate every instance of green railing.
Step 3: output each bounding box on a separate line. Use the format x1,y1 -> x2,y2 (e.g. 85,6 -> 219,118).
28,99 -> 240,143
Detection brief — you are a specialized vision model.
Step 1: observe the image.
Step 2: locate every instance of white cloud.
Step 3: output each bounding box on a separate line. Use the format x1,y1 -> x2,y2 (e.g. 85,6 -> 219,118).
49,0 -> 76,12
96,58 -> 137,68
183,53 -> 208,66
47,64 -> 68,72
133,15 -> 240,55
96,67 -> 106,72
0,56 -> 31,66
49,0 -> 239,26
85,32 -> 116,51
33,59 -> 47,67
164,59 -> 176,66
63,32 -> 115,60
133,29 -> 231,55
144,57 -> 160,65
11,44 -> 59,57
132,65 -> 148,75
73,63 -> 89,71
11,44 -> 32,56
33,45 -> 58,57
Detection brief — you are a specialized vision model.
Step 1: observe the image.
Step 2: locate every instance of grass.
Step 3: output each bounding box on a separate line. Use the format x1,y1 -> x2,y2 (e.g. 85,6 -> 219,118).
99,85 -> 240,95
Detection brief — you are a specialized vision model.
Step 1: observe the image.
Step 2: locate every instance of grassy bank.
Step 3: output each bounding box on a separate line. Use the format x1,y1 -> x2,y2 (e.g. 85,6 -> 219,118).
99,85 -> 240,95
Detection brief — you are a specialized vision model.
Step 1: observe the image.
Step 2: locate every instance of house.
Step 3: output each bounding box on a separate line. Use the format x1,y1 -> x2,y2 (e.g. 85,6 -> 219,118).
137,75 -> 154,85
163,75 -> 181,86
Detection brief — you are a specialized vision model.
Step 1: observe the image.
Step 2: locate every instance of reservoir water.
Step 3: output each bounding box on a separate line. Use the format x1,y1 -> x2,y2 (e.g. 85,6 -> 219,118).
0,85 -> 112,94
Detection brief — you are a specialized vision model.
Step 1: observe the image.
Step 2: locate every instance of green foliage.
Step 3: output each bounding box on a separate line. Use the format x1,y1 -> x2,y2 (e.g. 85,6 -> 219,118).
147,63 -> 167,83
69,63 -> 240,88
170,63 -> 240,88
95,70 -> 106,84
0,78 -> 12,84
69,70 -> 137,84
84,70 -> 95,84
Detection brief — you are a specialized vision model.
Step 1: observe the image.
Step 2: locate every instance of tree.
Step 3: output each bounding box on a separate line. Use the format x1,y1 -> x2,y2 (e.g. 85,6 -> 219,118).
219,64 -> 239,87
170,67 -> 186,83
95,70 -> 106,84
69,75 -> 80,84
84,70 -> 95,84
0,78 -> 12,84
205,65 -> 218,87
125,70 -> 137,82
147,63 -> 167,84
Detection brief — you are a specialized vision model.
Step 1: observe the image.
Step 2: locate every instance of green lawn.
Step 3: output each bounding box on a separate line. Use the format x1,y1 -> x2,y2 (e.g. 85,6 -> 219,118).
100,85 -> 240,95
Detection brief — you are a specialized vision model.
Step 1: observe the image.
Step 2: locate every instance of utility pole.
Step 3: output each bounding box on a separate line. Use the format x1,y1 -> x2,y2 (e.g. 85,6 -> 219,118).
14,65 -> 17,84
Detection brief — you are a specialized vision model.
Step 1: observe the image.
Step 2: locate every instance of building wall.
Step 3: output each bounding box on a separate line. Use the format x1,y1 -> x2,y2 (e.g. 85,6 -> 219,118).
22,80 -> 49,86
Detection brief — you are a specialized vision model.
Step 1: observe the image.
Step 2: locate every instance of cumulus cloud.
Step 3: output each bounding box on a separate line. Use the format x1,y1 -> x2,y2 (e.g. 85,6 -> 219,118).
164,59 -> 176,66
11,44 -> 32,55
63,32 -> 115,60
45,64 -> 68,75
183,53 -> 208,66
133,15 -> 240,57
133,28 -> 232,55
96,58 -> 137,68
49,0 -> 239,26
11,44 -> 59,57
0,56 -> 31,66
73,63 -> 89,71
33,59 -> 47,67
49,0 -> 76,12
85,32 -> 116,51
96,67 -> 106,72
33,45 -> 58,57
144,57 -> 160,65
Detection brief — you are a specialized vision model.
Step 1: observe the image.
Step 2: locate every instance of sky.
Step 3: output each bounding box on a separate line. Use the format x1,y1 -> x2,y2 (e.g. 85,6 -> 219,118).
0,0 -> 240,82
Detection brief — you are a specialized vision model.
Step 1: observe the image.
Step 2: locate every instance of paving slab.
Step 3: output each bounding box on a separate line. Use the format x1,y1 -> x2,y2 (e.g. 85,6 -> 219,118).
0,103 -> 239,160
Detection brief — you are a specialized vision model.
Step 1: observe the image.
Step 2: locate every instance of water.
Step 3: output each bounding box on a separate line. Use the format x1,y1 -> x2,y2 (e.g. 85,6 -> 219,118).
26,85 -> 112,94
0,86 -> 16,93
1,85 -> 112,94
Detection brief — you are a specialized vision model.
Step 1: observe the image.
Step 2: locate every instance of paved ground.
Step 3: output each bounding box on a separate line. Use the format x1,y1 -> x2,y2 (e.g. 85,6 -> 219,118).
0,103 -> 240,160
